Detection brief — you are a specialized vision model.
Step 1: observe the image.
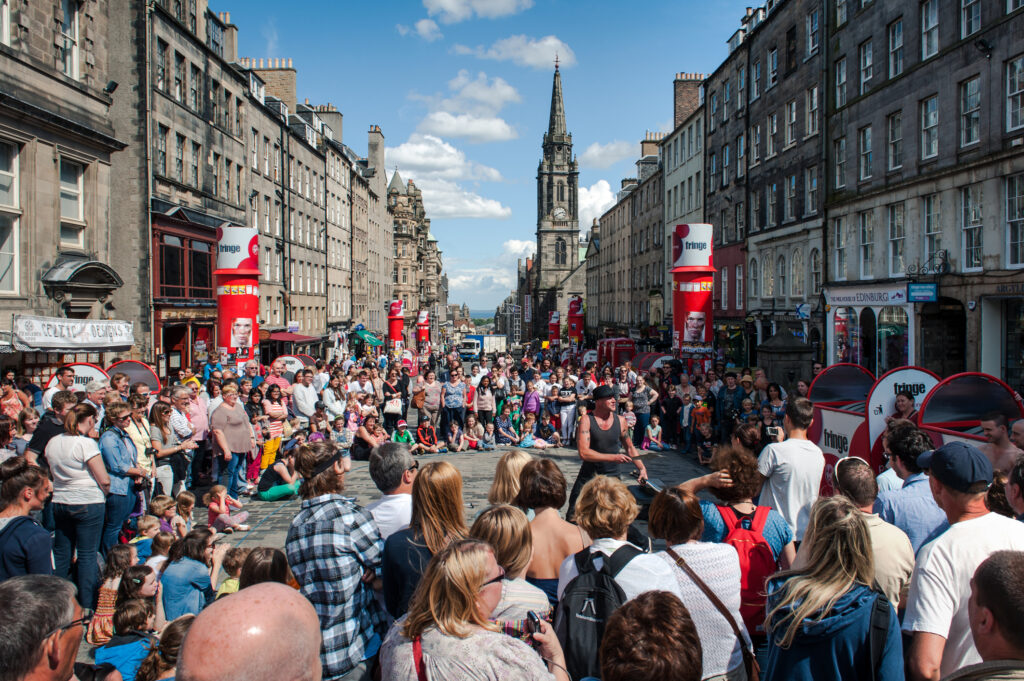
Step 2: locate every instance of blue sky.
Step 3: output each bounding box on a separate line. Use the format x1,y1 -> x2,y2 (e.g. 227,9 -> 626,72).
227,0 -> 749,310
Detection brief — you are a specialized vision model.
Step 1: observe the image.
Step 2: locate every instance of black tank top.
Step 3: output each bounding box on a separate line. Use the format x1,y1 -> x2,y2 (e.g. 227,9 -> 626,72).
587,412 -> 622,476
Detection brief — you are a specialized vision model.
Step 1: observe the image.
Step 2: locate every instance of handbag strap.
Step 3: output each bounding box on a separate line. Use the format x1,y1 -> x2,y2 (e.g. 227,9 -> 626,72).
412,636 -> 428,681
666,547 -> 753,652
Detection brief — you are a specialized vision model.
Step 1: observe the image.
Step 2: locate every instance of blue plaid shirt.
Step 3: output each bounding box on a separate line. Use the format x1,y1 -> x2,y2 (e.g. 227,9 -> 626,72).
285,494 -> 386,680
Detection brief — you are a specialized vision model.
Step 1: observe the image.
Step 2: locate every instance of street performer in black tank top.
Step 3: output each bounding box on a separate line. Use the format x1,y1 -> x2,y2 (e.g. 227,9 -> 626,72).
566,384 -> 648,521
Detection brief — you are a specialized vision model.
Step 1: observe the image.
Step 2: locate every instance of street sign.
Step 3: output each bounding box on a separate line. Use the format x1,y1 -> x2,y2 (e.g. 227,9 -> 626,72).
907,282 -> 938,303
795,303 -> 811,319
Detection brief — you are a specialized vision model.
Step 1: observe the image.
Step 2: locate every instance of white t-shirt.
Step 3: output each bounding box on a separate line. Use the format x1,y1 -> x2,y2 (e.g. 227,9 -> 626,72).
42,386 -> 61,412
366,493 -> 413,540
756,438 -> 825,541
557,537 -> 675,602
45,434 -> 106,505
903,512 -> 1024,677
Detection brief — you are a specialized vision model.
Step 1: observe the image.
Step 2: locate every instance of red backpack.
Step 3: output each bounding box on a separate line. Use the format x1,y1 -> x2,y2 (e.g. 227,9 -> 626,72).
717,505 -> 777,636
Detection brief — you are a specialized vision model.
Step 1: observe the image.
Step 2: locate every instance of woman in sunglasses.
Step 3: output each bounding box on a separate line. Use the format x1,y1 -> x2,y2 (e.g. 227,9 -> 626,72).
380,538 -> 569,681
99,402 -> 146,554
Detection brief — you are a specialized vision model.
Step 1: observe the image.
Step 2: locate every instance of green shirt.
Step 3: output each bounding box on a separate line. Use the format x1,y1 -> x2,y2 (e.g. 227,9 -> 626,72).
391,429 -> 415,444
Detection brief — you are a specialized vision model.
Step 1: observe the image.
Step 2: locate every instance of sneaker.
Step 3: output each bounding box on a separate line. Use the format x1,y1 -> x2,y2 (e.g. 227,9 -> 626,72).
237,524 -> 251,532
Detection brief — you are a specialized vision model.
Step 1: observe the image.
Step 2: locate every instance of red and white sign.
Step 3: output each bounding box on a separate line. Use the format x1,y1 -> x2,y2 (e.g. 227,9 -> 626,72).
45,362 -> 110,390
671,223 -> 714,270
215,225 -> 259,371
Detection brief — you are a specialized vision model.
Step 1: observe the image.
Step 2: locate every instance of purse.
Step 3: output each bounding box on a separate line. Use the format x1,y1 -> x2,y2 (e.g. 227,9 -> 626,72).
666,547 -> 760,681
384,398 -> 403,415
412,389 -> 426,409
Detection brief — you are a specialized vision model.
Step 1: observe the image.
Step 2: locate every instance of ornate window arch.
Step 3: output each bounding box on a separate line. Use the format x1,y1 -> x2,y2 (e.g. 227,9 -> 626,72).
750,258 -> 759,298
790,248 -> 804,297
555,237 -> 567,265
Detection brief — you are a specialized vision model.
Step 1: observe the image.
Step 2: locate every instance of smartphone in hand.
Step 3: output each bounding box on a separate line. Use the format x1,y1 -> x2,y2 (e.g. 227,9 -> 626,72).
525,611 -> 542,636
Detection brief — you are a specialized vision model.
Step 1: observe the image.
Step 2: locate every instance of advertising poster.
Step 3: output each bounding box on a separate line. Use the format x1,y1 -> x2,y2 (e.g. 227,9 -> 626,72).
215,225 -> 259,371
670,224 -> 715,359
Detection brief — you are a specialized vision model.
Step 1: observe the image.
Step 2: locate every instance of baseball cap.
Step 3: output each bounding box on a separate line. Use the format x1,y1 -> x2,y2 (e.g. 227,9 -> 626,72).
397,419 -> 408,428
917,441 -> 993,493
593,385 -> 616,400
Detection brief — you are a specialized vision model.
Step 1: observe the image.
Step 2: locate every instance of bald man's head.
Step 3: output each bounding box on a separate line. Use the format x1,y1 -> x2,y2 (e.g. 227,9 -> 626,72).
178,582 -> 322,681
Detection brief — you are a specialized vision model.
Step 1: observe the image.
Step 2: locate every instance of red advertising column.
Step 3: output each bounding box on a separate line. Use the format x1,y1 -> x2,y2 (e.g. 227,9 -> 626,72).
215,225 -> 260,372
388,300 -> 405,352
416,310 -> 430,352
548,311 -> 561,349
567,296 -> 584,351
670,223 -> 716,371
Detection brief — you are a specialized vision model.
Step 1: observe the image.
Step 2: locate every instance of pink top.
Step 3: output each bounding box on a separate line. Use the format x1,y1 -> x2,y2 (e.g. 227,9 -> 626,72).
189,398 -> 209,440
263,375 -> 292,405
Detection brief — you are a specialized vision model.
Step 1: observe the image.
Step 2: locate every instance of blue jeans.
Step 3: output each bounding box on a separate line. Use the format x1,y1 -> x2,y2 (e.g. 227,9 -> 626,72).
633,412 -> 651,448
101,492 -> 136,554
441,406 -> 465,434
53,502 -> 105,609
679,426 -> 692,453
218,452 -> 245,499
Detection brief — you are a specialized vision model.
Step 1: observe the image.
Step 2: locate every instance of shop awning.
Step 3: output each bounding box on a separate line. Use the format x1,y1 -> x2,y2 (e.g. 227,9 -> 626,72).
12,314 -> 134,352
268,331 -> 321,344
355,329 -> 383,346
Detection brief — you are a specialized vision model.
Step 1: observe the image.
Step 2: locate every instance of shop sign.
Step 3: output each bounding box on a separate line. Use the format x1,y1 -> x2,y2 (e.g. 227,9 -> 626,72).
907,283 -> 938,303
287,321 -> 300,333
825,287 -> 907,307
795,303 -> 811,319
13,315 -> 134,352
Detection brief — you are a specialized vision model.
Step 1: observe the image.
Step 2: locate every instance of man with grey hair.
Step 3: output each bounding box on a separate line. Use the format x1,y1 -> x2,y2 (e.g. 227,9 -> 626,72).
1010,419 -> 1024,453
365,442 -> 416,540
0,575 -> 82,681
83,379 -> 109,427
178,582 -> 322,681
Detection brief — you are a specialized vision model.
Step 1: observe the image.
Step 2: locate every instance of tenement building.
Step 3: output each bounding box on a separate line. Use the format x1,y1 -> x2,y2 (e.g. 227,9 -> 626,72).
660,73 -> 705,341
824,0 -> 1024,387
721,1 -> 826,361
109,2 -> 247,377
0,0 -> 129,378
631,134 -> 666,332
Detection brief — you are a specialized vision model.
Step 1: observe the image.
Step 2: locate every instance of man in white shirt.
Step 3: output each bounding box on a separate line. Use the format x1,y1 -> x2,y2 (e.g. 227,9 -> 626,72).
312,360 -> 330,394
904,441 -> 1024,681
365,442 -> 416,540
575,369 -> 596,400
757,397 -> 825,542
346,370 -> 374,397
292,370 -> 318,428
42,366 -> 76,412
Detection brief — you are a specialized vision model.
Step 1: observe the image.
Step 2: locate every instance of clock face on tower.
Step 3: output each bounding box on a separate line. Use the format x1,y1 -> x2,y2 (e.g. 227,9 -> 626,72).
553,207 -> 567,219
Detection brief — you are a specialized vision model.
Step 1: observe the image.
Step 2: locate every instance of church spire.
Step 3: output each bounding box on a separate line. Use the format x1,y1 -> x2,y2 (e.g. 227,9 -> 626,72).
548,65 -> 567,137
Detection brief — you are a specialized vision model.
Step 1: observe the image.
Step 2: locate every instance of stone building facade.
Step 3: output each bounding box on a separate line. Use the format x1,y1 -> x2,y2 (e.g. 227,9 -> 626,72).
109,1 -> 249,377
593,179 -> 635,334
824,0 -> 1024,386
0,0 -> 128,377
630,136 -> 665,328
531,65 -> 584,339
350,166 -> 369,326
364,126 -> 391,333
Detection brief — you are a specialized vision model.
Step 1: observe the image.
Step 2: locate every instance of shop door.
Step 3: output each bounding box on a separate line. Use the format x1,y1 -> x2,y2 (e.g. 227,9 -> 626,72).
163,326 -> 187,381
859,308 -> 877,376
920,298 -> 966,378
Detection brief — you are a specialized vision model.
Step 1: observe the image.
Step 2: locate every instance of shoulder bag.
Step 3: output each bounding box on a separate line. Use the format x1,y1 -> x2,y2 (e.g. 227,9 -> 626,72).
666,547 -> 760,681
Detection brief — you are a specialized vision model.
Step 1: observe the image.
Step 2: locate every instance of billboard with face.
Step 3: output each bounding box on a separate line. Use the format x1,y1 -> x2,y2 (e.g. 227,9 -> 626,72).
670,223 -> 715,357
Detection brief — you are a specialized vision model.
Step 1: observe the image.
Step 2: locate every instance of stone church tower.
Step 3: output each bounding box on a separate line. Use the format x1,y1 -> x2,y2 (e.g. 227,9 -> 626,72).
533,64 -> 582,338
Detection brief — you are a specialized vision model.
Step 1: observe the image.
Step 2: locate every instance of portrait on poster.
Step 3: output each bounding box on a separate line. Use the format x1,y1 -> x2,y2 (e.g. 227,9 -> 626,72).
682,309 -> 707,342
231,317 -> 253,351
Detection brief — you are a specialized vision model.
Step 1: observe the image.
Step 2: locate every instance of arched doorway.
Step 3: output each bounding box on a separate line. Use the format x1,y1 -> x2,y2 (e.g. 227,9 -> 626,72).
920,297 -> 966,377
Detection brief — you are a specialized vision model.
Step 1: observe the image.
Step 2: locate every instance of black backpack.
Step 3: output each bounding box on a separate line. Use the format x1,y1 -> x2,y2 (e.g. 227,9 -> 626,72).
554,544 -> 642,680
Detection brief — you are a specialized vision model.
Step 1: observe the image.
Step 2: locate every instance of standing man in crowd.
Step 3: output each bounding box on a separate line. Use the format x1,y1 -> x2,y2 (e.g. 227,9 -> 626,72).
26,391 -> 77,467
567,385 -> 647,520
716,372 -> 743,444
293,370 -> 317,429
756,397 -> 824,543
365,443 -> 416,540
42,366 -> 75,413
263,360 -> 293,406
980,412 -> 1023,473
904,442 -> 1024,681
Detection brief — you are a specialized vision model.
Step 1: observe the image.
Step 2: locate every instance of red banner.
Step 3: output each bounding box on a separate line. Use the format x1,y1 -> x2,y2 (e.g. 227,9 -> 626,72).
388,300 -> 405,350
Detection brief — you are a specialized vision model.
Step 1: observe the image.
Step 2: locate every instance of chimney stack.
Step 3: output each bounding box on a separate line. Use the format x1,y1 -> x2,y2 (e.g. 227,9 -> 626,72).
673,71 -> 705,127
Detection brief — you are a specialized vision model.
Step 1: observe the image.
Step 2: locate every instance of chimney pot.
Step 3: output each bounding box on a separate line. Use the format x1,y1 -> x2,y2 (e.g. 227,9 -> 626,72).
259,58 -> 264,68
225,11 -> 230,22
288,58 -> 293,68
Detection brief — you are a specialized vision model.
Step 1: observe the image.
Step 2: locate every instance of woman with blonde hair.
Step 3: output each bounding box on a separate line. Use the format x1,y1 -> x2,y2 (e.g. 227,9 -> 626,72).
383,460 -> 467,618
761,496 -> 903,681
470,505 -> 552,636
487,449 -> 533,509
380,538 -> 569,681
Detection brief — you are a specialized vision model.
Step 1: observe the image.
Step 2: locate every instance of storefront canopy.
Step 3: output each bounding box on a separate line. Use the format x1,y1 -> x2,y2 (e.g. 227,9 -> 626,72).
355,329 -> 383,347
12,314 -> 134,353
268,331 -> 320,344
808,363 -> 875,406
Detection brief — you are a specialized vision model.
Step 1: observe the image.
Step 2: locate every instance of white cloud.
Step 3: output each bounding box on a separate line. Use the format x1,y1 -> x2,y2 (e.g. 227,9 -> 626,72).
386,134 -> 510,219
419,112 -> 516,143
397,18 -> 444,41
453,34 -> 576,69
579,180 -> 616,228
412,70 -> 520,143
579,140 -> 635,169
262,22 -> 278,55
424,0 -> 533,23
415,18 -> 443,41
501,239 -> 536,260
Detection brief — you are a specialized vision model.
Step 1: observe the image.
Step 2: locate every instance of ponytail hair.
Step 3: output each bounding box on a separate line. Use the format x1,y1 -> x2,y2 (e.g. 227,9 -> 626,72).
64,403 -> 97,435
0,456 -> 48,510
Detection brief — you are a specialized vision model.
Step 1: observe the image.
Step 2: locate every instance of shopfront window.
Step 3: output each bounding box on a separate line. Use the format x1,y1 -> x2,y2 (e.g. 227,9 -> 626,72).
156,231 -> 215,300
1004,300 -> 1024,393
834,307 -> 859,363
878,306 -> 909,374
